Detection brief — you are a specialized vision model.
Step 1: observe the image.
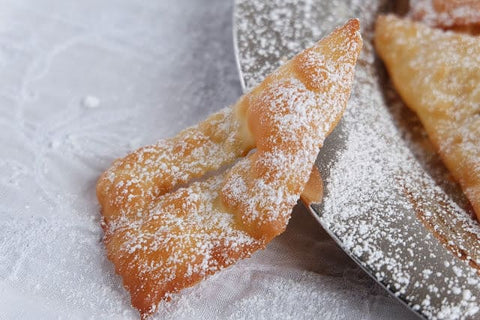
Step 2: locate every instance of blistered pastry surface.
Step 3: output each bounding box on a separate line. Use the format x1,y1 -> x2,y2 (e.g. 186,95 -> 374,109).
97,20 -> 361,317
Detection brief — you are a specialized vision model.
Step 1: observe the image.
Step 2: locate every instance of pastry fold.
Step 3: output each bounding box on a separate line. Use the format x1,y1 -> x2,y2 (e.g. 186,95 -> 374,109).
97,19 -> 362,319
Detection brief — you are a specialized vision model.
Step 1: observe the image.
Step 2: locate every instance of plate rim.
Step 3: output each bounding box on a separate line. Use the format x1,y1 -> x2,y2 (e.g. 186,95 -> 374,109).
232,1 -> 480,319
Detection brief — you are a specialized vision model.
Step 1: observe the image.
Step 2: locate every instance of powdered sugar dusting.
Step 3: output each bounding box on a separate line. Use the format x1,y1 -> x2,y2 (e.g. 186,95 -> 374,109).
236,0 -> 480,319
376,15 -> 480,219
98,106 -> 252,223
99,17 -> 361,316
112,175 -> 261,283
409,0 -> 480,28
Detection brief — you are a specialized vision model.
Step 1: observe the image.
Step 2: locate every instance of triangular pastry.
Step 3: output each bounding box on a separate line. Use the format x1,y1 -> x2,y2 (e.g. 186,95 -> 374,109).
375,14 -> 480,219
97,19 -> 362,319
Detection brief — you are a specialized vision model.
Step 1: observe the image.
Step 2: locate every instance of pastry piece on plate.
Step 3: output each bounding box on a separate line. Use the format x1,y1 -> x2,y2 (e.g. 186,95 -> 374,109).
97,19 -> 362,319
409,0 -> 480,32
375,14 -> 480,219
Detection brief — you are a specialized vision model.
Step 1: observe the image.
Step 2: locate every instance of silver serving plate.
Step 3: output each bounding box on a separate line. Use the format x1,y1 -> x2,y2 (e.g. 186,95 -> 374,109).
234,1 -> 480,319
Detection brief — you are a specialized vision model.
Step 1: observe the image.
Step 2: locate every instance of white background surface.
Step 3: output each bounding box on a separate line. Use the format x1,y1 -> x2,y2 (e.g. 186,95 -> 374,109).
0,0 -> 417,319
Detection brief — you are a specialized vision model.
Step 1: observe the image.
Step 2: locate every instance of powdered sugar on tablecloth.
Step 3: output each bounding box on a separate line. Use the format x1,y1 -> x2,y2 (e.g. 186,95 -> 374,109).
0,0 -> 418,319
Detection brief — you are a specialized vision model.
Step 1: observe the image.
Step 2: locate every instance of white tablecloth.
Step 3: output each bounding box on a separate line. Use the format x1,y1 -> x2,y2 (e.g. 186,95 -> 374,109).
0,0 -> 417,318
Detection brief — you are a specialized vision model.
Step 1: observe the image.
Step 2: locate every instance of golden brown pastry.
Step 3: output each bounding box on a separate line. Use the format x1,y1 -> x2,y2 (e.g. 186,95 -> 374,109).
97,19 -> 362,319
301,166 -> 324,207
410,0 -> 480,30
375,14 -> 480,219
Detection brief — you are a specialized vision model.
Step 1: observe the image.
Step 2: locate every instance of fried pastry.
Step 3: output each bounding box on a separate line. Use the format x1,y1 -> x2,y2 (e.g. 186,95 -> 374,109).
409,0 -> 480,30
97,19 -> 362,318
375,14 -> 480,219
